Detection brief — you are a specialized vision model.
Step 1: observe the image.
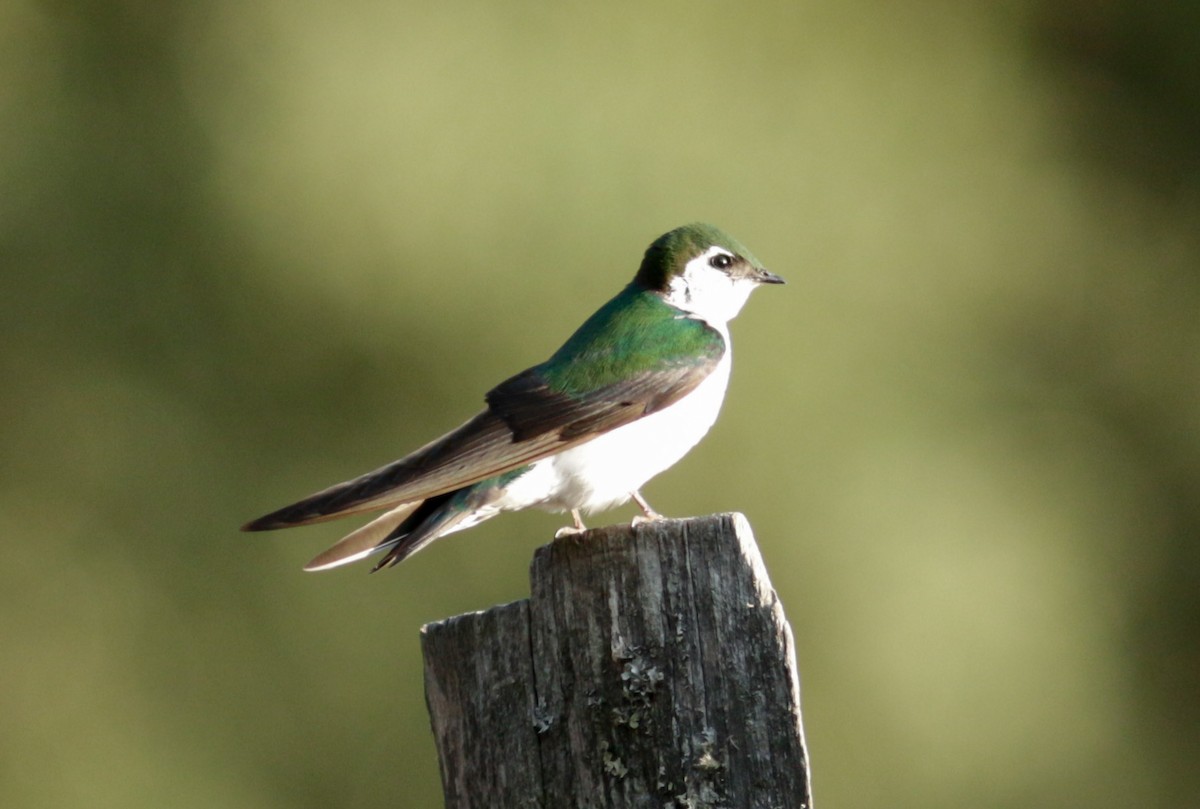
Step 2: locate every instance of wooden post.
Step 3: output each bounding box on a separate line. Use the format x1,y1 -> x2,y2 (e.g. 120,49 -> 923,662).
421,513 -> 812,808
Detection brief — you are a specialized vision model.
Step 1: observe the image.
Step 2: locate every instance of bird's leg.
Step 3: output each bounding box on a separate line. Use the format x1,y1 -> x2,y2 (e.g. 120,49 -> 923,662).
554,509 -> 588,539
630,490 -> 665,525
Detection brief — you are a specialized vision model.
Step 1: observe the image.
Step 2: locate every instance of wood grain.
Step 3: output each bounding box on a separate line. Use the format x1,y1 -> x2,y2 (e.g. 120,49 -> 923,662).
422,513 -> 811,808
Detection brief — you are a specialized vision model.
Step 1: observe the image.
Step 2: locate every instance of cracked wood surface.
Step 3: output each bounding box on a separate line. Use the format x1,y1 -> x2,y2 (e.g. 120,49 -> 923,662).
421,513 -> 812,808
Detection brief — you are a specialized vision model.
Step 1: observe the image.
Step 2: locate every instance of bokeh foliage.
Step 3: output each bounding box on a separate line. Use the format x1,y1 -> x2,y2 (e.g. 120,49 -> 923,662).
2,1 -> 1197,807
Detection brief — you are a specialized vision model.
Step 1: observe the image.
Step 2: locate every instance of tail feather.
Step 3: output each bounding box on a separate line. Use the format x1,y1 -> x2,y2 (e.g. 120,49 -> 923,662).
304,476 -> 510,573
303,501 -> 423,572
371,492 -> 473,571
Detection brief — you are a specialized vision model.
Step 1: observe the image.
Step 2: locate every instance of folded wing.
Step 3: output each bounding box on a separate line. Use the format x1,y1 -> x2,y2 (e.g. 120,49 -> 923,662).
242,351 -> 721,534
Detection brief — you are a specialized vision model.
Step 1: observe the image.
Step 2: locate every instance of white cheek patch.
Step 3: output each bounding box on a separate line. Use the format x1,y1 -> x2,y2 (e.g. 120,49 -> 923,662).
667,247 -> 733,306
665,271 -> 692,308
664,245 -> 757,324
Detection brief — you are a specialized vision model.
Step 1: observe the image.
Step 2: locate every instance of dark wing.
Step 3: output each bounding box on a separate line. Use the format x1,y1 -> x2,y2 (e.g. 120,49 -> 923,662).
242,409 -> 562,530
242,351 -> 722,532
486,359 -> 717,442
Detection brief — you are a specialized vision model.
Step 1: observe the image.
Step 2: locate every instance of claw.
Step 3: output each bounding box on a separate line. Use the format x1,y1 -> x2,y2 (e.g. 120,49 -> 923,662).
630,490 -> 665,521
555,509 -> 588,539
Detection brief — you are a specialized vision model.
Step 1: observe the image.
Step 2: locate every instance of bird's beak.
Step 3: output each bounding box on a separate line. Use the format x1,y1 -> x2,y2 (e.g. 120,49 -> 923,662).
756,268 -> 785,285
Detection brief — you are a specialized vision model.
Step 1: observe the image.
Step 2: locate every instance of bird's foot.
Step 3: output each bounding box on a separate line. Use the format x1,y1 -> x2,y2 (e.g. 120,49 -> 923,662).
555,509 -> 588,539
630,491 -> 666,525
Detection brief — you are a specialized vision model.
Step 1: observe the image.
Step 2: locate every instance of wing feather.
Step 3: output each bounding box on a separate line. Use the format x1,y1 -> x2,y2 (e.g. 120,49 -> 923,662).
242,410 -> 566,530
242,310 -> 725,532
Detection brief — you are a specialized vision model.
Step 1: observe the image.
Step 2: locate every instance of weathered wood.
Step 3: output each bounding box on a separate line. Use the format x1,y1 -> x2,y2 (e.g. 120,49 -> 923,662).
421,600 -> 545,807
421,513 -> 811,809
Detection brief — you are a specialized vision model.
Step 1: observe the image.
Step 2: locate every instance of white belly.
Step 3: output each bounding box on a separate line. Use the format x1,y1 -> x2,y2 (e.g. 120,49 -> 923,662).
502,347 -> 732,514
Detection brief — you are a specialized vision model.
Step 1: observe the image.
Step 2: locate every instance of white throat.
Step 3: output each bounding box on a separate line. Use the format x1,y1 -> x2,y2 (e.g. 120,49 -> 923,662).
663,246 -> 757,325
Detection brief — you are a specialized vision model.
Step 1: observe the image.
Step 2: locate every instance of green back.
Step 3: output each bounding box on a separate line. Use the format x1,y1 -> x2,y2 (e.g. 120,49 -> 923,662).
539,284 -> 724,395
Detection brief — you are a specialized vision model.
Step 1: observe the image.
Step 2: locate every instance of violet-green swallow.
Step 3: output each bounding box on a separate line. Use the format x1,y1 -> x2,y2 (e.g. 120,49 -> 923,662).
243,223 -> 783,571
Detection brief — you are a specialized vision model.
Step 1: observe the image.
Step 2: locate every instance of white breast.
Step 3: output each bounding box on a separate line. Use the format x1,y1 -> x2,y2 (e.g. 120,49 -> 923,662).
534,330 -> 733,513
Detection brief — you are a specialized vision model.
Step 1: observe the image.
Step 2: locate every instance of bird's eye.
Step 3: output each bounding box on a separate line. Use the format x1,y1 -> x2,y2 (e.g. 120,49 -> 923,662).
709,253 -> 733,270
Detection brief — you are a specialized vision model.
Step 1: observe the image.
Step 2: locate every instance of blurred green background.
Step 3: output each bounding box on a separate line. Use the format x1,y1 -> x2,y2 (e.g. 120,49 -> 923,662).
3,1 -> 1198,806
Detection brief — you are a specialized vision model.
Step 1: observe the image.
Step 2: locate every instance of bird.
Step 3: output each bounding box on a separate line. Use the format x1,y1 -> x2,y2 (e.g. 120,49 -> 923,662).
242,222 -> 783,572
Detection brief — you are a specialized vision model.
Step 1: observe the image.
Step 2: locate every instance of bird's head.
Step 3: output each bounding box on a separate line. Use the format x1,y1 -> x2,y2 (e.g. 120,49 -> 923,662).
634,222 -> 784,324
